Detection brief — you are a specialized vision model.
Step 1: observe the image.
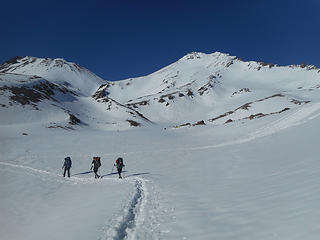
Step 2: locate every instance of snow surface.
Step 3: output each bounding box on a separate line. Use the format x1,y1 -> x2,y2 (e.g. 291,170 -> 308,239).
1,52 -> 320,239
0,57 -> 105,96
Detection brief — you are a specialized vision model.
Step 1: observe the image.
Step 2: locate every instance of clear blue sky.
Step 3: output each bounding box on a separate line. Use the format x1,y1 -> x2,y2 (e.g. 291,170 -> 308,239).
2,0 -> 319,80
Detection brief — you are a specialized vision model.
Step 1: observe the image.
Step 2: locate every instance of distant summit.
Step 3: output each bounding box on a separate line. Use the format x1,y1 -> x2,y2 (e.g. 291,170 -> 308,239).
0,56 -> 105,96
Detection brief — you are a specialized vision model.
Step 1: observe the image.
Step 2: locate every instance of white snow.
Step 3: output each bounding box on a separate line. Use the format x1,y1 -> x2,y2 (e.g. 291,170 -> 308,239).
1,57 -> 105,96
1,52 -> 320,239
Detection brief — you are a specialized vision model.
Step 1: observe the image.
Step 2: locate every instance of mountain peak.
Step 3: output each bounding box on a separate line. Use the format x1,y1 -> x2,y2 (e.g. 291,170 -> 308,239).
179,51 -> 234,62
0,56 -> 89,73
0,56 -> 105,96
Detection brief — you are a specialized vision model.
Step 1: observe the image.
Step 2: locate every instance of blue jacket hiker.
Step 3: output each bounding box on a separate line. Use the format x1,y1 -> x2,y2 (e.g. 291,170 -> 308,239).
62,157 -> 72,178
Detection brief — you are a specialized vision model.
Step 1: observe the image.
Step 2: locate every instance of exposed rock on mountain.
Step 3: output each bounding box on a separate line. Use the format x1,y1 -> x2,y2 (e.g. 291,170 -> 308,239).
1,52 -> 319,130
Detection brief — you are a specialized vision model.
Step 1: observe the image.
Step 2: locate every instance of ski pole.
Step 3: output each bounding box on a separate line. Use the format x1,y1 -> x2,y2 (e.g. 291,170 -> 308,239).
123,166 -> 125,179
111,164 -> 114,173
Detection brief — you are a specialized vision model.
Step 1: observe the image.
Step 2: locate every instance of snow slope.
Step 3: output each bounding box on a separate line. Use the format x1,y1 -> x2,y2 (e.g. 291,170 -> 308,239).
1,52 -> 320,239
95,52 -> 320,125
0,56 -> 105,96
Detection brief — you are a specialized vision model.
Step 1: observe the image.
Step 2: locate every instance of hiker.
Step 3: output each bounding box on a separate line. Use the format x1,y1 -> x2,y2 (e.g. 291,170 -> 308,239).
91,156 -> 101,178
62,156 -> 72,177
115,157 -> 125,179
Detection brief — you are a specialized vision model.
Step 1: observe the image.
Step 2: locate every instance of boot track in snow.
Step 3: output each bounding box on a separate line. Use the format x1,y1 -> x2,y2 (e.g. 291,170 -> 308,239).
105,179 -> 146,240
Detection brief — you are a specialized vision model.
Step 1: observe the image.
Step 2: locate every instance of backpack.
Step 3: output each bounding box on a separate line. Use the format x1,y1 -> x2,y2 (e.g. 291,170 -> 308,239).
116,158 -> 123,167
64,157 -> 72,168
96,157 -> 101,167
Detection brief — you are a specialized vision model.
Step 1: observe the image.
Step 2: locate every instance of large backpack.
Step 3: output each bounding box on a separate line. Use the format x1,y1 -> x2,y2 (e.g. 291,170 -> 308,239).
116,158 -> 123,167
96,157 -> 101,167
65,157 -> 72,168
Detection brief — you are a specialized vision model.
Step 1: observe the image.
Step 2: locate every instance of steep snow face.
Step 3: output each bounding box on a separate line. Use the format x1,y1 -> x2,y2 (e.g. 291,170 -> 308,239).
0,73 -> 78,126
0,56 -> 105,96
100,52 -> 234,103
95,51 -> 320,125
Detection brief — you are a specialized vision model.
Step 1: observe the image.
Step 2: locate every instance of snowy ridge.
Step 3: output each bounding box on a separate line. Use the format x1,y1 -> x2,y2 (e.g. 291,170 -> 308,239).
0,56 -> 105,96
96,51 -> 320,126
1,52 -> 320,128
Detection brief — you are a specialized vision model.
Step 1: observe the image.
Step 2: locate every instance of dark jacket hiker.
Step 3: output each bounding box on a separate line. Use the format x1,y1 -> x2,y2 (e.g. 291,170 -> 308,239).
62,157 -> 72,178
115,157 -> 125,179
91,157 -> 101,178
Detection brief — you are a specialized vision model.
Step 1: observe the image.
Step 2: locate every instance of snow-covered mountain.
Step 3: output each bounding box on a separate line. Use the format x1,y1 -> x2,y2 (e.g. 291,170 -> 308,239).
0,56 -> 152,129
0,73 -> 79,126
0,56 -> 104,96
98,51 -> 320,125
2,52 -> 320,240
1,52 -> 319,130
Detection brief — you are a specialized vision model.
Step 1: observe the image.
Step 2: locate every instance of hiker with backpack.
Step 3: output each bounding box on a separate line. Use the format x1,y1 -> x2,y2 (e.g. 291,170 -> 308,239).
62,156 -> 72,178
91,156 -> 101,178
115,157 -> 125,179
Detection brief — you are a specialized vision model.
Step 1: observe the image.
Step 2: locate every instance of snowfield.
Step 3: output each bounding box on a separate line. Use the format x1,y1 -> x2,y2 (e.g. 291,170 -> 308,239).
1,52 -> 320,239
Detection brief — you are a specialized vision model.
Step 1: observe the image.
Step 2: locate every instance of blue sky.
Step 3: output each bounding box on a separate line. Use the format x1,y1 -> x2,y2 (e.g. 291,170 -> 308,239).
2,0 -> 319,80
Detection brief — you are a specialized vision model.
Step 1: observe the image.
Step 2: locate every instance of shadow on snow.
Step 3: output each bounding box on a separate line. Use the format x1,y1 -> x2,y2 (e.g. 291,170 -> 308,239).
124,172 -> 150,178
72,171 -> 150,179
101,172 -> 150,178
72,170 -> 93,176
101,171 -> 128,178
